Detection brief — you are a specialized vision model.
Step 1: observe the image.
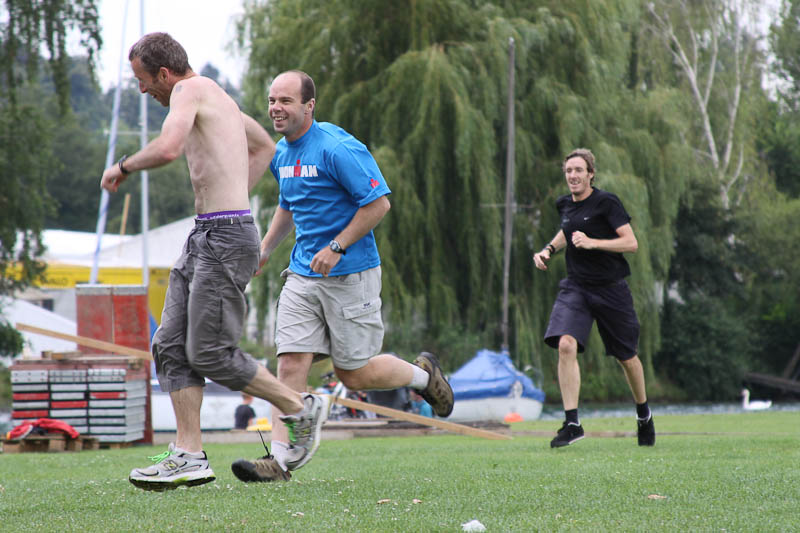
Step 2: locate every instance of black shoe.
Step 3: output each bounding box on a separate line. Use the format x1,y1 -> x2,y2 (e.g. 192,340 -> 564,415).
637,415 -> 655,446
550,422 -> 584,448
412,352 -> 454,417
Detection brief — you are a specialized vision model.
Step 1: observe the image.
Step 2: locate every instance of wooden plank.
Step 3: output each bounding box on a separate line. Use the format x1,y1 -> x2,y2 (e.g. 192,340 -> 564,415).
744,372 -> 800,394
781,342 -> 800,380
15,323 -> 152,360
2,435 -> 99,453
331,395 -> 512,441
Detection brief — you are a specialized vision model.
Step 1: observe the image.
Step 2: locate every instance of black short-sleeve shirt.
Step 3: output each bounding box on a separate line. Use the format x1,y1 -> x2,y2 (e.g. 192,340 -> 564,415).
234,404 -> 256,430
556,187 -> 632,285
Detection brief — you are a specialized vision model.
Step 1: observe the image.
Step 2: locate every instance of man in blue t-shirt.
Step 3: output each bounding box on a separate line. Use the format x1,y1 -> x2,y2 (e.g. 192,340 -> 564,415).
533,148 -> 655,449
231,70 -> 454,483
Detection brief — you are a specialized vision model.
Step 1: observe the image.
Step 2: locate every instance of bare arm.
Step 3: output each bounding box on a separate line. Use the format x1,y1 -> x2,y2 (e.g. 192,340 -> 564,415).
571,223 -> 638,253
310,195 -> 391,276
242,113 -> 276,192
533,230 -> 567,271
256,205 -> 295,276
100,81 -> 198,192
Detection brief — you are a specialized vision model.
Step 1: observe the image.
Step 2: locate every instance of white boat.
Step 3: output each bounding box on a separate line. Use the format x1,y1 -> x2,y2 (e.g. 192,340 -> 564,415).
447,349 -> 545,423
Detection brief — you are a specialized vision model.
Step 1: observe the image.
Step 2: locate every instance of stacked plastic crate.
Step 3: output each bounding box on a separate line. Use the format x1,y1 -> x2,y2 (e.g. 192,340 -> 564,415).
10,368 -> 51,425
87,366 -> 147,442
9,358 -> 147,444
50,368 -> 90,434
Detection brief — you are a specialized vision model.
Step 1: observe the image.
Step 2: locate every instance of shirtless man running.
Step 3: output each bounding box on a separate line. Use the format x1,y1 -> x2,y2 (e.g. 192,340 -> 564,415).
100,32 -> 328,491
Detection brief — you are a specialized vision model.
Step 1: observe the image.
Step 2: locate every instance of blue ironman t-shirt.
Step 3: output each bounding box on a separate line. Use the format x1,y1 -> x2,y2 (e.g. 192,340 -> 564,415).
269,121 -> 391,277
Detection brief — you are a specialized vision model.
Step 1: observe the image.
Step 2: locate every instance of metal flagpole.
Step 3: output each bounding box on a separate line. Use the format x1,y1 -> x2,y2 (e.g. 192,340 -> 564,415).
139,0 -> 150,288
500,37 -> 516,352
90,0 -> 131,284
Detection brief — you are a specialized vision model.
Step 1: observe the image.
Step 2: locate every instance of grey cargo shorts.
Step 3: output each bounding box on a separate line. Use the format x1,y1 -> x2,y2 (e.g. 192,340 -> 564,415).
152,216 -> 260,392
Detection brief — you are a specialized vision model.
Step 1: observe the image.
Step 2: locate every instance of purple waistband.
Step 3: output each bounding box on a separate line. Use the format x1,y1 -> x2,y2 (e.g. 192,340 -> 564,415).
196,209 -> 251,220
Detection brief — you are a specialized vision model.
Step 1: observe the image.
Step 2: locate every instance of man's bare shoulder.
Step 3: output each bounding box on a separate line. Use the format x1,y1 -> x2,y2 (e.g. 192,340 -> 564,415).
184,76 -> 237,105
172,75 -> 217,95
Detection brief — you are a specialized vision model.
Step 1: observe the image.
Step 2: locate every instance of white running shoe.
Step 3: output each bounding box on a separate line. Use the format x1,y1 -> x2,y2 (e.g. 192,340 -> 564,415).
129,443 -> 216,491
280,393 -> 330,471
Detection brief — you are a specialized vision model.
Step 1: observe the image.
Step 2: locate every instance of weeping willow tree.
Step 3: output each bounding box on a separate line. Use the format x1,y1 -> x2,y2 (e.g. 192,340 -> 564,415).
0,1 -> 101,355
239,0 -> 699,400
1,0 -> 101,292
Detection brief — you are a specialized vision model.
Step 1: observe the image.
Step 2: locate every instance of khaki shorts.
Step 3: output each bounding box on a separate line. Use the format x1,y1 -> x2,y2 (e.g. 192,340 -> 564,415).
275,266 -> 384,370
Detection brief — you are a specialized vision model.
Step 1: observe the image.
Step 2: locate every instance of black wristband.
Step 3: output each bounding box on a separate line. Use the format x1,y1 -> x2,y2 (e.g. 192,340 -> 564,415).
546,243 -> 556,255
118,155 -> 130,175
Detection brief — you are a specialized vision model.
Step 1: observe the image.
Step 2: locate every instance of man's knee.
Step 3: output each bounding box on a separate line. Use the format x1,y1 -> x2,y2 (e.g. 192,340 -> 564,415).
277,353 -> 312,380
558,336 -> 578,359
186,349 -> 256,390
335,368 -> 368,390
618,354 -> 642,371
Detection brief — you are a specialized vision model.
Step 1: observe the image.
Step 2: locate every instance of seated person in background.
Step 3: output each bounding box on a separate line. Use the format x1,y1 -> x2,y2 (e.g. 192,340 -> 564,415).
366,386 -> 411,414
234,393 -> 256,430
410,389 -> 433,418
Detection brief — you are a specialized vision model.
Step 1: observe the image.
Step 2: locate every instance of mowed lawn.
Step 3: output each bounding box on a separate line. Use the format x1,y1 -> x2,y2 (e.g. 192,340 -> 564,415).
0,411 -> 798,532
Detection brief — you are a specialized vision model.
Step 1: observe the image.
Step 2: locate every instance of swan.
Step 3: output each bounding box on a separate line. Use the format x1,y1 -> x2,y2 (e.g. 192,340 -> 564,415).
741,388 -> 772,411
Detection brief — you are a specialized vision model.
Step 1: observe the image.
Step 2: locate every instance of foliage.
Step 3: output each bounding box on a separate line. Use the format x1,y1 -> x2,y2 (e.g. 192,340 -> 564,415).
655,176 -> 756,400
764,1 -> 800,198
238,0 -> 702,400
0,0 -> 101,300
646,0 -> 767,210
657,296 -> 753,401
770,0 -> 800,102
0,314 -> 22,358
0,362 -> 9,407
754,99 -> 800,198
0,0 -> 101,114
734,175 -> 800,374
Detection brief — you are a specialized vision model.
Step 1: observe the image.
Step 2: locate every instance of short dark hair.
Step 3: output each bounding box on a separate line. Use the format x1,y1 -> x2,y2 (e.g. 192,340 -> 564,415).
129,32 -> 191,77
287,70 -> 316,103
275,69 -> 316,104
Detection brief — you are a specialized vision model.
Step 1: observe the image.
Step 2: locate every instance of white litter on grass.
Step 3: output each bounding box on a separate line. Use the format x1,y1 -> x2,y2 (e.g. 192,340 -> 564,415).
462,519 -> 486,532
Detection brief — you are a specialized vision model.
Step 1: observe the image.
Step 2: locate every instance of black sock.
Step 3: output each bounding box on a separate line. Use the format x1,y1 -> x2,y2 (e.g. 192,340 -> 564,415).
565,409 -> 579,425
636,401 -> 650,420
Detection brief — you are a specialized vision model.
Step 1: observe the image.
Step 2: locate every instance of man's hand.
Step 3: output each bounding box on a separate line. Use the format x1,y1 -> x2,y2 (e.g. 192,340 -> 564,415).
100,165 -> 127,193
533,249 -> 552,271
571,231 -> 596,249
310,247 -> 343,277
255,249 -> 270,276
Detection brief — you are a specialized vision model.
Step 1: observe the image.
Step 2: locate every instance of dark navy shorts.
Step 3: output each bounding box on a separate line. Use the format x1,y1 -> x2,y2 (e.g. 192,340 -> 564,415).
544,278 -> 640,360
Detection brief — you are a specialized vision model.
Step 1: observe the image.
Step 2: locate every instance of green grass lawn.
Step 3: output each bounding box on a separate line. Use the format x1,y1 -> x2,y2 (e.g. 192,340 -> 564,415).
1,411 -> 798,532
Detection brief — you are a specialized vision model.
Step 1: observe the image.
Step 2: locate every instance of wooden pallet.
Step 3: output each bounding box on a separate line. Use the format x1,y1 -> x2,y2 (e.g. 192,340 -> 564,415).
97,441 -> 133,450
1,434 -> 99,454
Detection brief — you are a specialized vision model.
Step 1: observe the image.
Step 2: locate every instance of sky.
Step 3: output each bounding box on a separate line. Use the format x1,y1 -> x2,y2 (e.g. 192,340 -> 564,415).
94,0 -> 247,91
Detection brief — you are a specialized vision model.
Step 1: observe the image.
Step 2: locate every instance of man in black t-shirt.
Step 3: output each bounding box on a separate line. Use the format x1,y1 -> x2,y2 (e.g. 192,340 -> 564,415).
533,148 -> 655,448
234,393 -> 257,430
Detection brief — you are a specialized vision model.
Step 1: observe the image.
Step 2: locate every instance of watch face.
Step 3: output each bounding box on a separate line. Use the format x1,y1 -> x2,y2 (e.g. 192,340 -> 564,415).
330,240 -> 342,253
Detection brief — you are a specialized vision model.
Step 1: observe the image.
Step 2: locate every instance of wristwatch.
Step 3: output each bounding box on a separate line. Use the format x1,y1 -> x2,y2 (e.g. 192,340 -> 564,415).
117,154 -> 131,175
329,240 -> 346,254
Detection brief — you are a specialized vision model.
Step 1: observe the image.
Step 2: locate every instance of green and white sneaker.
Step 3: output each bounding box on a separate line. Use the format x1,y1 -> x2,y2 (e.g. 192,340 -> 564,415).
281,393 -> 330,471
129,443 -> 216,491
